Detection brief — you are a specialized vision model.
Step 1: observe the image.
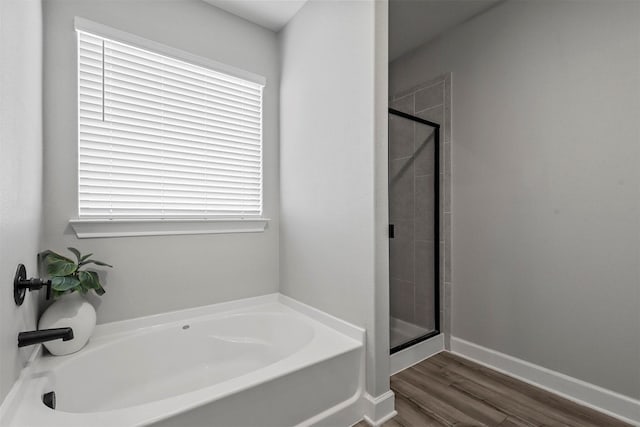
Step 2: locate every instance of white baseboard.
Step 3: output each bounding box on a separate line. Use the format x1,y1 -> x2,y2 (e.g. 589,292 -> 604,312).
390,334 -> 444,375
451,337 -> 640,426
361,391 -> 397,426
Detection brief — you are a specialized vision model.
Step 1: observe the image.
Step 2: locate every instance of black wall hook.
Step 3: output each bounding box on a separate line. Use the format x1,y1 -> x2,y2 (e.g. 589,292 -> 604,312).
14,264 -> 52,306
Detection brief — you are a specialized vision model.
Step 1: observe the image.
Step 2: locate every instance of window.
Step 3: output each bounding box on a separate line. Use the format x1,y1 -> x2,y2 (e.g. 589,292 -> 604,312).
72,19 -> 267,237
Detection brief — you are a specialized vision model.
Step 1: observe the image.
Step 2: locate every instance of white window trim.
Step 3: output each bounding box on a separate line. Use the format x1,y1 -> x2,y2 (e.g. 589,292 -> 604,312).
69,218 -> 269,239
71,18 -> 269,238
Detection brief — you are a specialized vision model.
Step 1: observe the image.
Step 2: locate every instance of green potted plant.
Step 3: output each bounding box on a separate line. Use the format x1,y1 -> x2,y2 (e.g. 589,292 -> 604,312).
38,248 -> 112,355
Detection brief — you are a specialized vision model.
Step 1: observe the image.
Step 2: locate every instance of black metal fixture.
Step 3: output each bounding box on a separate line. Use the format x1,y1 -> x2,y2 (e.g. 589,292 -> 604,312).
14,263 -> 52,306
18,328 -> 74,348
388,108 -> 441,355
42,391 -> 56,410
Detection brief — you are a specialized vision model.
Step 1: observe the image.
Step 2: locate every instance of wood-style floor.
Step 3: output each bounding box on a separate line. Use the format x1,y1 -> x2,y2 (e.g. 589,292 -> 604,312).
356,352 -> 630,427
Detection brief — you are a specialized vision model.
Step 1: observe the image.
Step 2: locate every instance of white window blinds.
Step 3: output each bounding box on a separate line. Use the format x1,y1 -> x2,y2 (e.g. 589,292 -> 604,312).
77,30 -> 264,219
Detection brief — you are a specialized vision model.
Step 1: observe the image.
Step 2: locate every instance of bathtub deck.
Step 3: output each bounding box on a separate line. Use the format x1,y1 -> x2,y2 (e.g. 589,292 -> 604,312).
357,352 -> 630,427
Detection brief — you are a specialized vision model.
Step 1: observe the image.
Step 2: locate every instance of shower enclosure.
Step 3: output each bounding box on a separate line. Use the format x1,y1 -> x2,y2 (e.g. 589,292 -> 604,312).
389,108 -> 440,353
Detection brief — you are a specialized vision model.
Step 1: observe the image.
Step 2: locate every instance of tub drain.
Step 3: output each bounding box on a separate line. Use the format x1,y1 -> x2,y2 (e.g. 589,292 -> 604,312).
43,391 -> 56,410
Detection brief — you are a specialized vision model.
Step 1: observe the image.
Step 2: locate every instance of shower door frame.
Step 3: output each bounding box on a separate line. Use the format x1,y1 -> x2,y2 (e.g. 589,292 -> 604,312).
388,107 -> 440,355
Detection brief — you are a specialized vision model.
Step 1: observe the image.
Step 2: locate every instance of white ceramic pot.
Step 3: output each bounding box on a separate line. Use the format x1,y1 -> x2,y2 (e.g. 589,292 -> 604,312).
38,292 -> 97,356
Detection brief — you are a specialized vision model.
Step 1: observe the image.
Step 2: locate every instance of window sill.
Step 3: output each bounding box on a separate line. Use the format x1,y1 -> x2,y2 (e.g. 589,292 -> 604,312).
68,218 -> 269,239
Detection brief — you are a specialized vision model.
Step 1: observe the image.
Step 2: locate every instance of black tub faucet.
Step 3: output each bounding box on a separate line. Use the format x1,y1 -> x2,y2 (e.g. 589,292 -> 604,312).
18,328 -> 74,348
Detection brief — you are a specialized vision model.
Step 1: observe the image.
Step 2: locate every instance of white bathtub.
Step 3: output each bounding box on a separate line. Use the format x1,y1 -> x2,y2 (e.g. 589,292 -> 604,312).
0,294 -> 365,427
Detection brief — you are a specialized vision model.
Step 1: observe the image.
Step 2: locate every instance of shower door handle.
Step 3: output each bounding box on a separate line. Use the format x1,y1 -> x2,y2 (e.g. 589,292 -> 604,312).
389,224 -> 395,239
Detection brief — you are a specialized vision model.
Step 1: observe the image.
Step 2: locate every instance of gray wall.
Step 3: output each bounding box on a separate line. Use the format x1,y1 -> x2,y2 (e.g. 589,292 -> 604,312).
390,0 -> 640,399
0,0 -> 43,404
42,0 -> 280,324
280,0 -> 391,397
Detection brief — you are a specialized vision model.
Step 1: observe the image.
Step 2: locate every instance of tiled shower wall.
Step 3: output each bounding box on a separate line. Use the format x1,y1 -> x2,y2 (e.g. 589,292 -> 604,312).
389,74 -> 452,347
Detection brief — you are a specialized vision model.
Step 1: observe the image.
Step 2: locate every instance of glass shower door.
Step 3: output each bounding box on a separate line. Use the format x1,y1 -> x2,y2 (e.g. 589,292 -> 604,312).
388,108 -> 440,353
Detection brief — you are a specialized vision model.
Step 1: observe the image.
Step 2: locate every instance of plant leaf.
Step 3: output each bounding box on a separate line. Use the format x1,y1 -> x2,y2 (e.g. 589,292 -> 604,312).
80,253 -> 93,262
78,270 -> 99,289
51,276 -> 81,292
78,271 -> 91,288
93,283 -> 106,296
47,258 -> 77,276
39,250 -> 74,264
78,270 -> 105,296
89,271 -> 106,295
78,259 -> 113,268
67,247 -> 82,263
41,250 -> 77,276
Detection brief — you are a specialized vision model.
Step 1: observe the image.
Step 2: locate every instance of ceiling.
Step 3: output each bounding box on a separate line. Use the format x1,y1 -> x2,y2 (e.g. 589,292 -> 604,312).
202,0 -> 307,32
389,0 -> 502,61
201,0 -> 500,58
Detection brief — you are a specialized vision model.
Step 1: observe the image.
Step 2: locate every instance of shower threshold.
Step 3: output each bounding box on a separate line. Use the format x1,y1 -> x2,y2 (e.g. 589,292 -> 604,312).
390,316 -> 439,353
